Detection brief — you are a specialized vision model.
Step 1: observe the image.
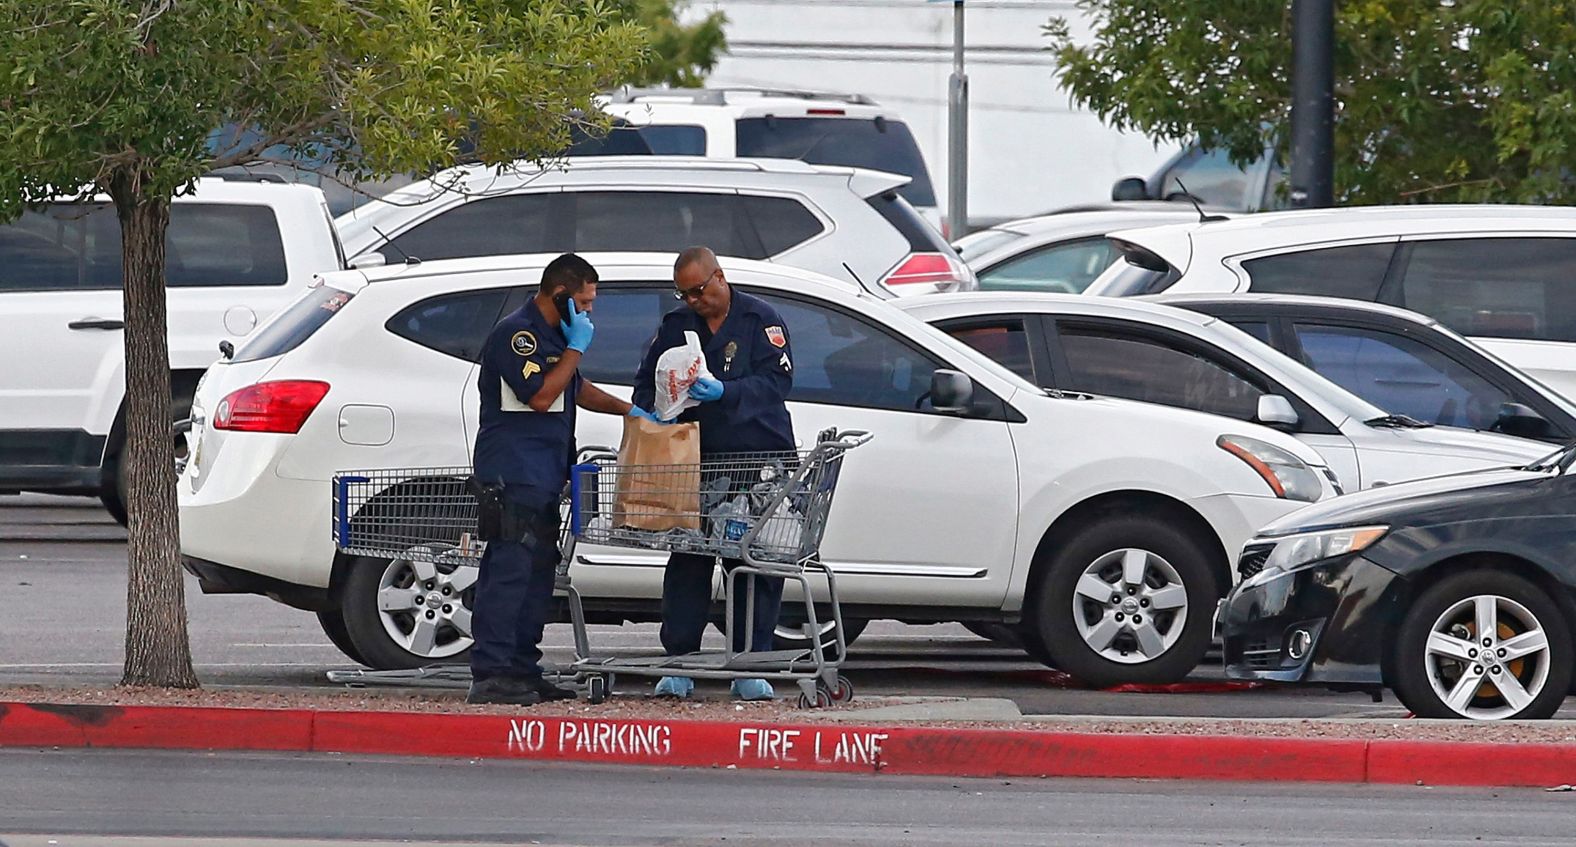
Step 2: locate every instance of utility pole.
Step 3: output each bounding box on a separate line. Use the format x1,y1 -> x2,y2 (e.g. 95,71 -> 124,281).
1289,0 -> 1334,208
946,0 -> 969,237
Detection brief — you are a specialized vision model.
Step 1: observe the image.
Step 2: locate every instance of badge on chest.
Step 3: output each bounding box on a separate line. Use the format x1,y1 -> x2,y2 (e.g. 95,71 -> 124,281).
723,341 -> 738,373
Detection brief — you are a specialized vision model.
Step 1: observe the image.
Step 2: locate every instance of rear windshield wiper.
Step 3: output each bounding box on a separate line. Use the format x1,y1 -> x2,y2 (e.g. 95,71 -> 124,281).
1365,414 -> 1433,429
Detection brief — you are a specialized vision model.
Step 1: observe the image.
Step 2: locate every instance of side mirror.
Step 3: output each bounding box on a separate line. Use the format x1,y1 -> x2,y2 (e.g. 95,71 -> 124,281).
1495,402 -> 1552,439
930,369 -> 975,415
1256,395 -> 1299,428
1111,176 -> 1149,202
348,252 -> 387,270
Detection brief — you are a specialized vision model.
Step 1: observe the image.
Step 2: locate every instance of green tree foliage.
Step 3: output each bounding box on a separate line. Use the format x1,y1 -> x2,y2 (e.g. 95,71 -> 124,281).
0,0 -> 646,687
1046,1 -> 1576,204
615,0 -> 727,88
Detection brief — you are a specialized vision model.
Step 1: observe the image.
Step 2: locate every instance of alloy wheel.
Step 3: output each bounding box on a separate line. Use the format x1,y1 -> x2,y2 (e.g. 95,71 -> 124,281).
375,544 -> 476,659
1070,547 -> 1190,664
1424,593 -> 1550,720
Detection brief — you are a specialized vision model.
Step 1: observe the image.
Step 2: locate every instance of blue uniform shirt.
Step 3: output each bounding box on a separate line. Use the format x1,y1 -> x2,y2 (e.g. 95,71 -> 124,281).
633,289 -> 794,454
474,299 -> 580,492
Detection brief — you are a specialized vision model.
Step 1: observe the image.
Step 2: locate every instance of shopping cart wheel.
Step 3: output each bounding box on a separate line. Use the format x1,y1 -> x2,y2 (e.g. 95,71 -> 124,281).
831,675 -> 854,704
586,674 -> 609,705
797,687 -> 835,710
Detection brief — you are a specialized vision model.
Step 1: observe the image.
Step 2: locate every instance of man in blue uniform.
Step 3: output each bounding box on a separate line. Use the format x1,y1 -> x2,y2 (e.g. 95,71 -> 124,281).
468,253 -> 660,706
632,246 -> 795,701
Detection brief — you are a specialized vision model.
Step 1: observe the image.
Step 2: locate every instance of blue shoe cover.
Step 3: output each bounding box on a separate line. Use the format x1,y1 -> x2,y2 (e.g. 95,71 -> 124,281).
654,676 -> 694,698
730,678 -> 775,701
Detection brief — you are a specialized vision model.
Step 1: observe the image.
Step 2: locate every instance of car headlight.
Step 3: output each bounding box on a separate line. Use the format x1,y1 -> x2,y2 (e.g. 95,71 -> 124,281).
1242,525 -> 1389,589
1217,435 -> 1326,502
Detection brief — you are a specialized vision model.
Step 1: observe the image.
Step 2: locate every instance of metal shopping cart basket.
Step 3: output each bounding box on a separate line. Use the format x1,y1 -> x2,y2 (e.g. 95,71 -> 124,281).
569,428 -> 871,708
328,429 -> 870,708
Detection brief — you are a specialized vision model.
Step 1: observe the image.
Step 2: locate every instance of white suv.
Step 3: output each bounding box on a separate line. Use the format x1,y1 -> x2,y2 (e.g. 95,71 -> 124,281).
1084,205 -> 1576,398
600,87 -> 942,230
179,252 -> 1338,687
0,177 -> 344,522
335,156 -> 971,298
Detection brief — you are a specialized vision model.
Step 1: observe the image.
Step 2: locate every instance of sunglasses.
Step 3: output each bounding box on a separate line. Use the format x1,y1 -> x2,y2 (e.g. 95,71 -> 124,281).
673,270 -> 721,302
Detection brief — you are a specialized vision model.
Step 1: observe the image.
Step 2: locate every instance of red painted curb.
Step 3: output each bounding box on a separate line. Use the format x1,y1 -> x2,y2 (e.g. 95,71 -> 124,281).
1,701 -> 1569,787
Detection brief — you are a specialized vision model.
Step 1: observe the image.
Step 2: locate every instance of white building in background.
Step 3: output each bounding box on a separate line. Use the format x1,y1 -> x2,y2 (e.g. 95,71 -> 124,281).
701,0 -> 1181,223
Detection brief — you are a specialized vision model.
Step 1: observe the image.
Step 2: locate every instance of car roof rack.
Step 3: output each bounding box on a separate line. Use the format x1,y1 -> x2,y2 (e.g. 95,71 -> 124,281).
607,86 -> 878,107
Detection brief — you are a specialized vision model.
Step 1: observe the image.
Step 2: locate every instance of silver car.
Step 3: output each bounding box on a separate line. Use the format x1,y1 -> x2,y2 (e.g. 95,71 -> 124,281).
954,204 -> 1226,294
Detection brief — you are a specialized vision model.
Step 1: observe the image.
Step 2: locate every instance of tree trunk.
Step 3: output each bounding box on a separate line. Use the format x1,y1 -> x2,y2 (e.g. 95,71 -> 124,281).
109,167 -> 200,689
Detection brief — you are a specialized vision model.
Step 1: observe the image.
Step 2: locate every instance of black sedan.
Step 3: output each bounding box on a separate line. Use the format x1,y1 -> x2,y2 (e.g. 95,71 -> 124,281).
1155,293 -> 1576,443
1220,442 -> 1576,719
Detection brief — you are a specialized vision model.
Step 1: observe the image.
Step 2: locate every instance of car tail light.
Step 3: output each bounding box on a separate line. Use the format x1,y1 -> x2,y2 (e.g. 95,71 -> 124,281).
211,380 -> 331,434
881,252 -> 968,290
805,108 -> 846,116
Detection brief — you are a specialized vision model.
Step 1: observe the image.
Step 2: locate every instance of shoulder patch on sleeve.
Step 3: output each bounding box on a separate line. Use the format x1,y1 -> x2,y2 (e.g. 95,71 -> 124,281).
510,331 -> 537,357
764,325 -> 787,348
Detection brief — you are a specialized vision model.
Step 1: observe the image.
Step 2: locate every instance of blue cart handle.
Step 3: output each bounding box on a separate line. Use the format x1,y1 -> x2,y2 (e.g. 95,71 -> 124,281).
569,463 -> 601,537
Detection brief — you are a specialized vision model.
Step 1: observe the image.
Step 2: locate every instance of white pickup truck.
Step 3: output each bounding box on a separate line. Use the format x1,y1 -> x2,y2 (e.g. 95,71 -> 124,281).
0,176 -> 344,523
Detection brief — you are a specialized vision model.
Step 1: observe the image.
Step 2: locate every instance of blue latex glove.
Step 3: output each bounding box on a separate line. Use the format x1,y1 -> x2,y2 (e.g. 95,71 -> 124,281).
560,300 -> 594,353
627,405 -> 668,424
688,375 -> 724,403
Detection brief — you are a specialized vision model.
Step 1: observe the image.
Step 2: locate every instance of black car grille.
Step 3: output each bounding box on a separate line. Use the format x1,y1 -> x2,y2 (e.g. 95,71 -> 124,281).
1238,543 -> 1274,579
1241,638 -> 1282,669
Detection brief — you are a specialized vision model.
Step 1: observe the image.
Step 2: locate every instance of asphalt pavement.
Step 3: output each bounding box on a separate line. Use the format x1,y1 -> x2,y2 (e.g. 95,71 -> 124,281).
5,747 -> 1576,846
1,492 -> 1559,719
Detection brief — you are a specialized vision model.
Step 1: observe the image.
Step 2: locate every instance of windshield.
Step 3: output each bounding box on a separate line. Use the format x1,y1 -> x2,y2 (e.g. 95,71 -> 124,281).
1199,317 -> 1390,424
735,117 -> 937,208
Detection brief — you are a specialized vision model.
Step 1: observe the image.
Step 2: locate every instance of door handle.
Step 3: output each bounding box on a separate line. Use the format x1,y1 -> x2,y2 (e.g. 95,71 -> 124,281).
68,318 -> 125,331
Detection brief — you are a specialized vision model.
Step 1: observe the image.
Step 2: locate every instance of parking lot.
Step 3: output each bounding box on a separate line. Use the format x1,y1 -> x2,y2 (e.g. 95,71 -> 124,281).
14,491 -> 1557,721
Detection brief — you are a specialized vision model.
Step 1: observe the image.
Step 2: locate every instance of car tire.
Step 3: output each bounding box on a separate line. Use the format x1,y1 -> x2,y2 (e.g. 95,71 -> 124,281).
773,614 -> 867,656
101,391 -> 194,528
1390,570 -> 1571,720
340,552 -> 475,670
317,608 -> 369,667
1027,516 -> 1218,687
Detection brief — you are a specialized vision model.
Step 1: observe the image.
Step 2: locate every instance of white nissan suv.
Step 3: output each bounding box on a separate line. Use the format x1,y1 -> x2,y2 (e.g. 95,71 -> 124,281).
179,253 -> 1337,687
0,177 -> 344,522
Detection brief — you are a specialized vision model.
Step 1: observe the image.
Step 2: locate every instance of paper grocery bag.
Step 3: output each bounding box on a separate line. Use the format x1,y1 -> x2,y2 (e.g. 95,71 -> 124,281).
612,417 -> 702,531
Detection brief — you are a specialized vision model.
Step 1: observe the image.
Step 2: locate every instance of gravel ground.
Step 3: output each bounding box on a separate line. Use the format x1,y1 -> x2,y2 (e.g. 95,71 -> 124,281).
7,684 -> 1576,745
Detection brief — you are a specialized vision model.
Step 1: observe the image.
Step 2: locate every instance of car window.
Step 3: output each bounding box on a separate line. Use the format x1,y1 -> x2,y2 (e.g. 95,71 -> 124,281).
165,205 -> 289,287
385,289 -> 510,362
572,191 -> 761,258
1059,327 -> 1265,420
756,293 -> 945,412
735,117 -> 937,208
1293,323 -> 1515,430
637,125 -> 707,155
386,195 -> 553,262
941,320 -> 1037,381
978,238 -> 1118,294
1242,242 -> 1394,300
577,287 -> 674,384
1158,147 -> 1262,210
232,285 -> 356,363
738,195 -> 826,256
1228,320 -> 1273,343
0,202 -> 288,291
1396,238 -> 1576,343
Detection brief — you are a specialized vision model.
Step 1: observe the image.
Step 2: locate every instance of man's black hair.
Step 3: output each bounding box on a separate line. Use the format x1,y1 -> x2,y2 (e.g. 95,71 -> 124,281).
540,253 -> 598,293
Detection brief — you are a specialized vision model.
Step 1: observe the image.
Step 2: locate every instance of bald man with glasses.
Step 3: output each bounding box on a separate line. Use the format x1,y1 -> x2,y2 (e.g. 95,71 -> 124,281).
632,246 -> 796,701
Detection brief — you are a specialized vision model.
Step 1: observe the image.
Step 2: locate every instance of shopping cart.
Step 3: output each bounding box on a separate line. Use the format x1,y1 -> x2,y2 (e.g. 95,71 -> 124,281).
569,428 -> 871,707
328,428 -> 871,708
